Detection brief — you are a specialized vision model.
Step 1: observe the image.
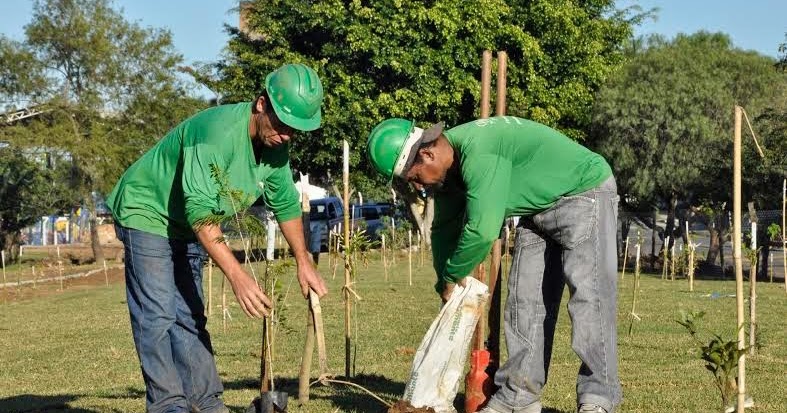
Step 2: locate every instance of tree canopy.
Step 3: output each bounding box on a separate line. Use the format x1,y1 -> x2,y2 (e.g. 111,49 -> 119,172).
590,32 -> 787,209
202,0 -> 643,200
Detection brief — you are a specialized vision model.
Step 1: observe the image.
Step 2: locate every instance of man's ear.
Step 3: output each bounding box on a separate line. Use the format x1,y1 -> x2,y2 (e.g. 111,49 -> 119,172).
253,95 -> 266,113
418,147 -> 435,163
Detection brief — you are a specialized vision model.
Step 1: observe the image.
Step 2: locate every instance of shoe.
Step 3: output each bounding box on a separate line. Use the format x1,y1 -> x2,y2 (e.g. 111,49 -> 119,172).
578,404 -> 607,413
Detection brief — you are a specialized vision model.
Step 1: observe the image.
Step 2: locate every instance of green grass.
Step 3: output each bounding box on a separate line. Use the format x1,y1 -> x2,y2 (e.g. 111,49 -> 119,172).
0,252 -> 785,413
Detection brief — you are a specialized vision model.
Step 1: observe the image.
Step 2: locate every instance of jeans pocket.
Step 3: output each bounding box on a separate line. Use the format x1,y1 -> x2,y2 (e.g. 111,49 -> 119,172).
548,195 -> 597,249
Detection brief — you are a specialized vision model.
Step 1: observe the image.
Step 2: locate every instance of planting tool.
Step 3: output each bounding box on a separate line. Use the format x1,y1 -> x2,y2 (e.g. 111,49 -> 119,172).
246,316 -> 288,413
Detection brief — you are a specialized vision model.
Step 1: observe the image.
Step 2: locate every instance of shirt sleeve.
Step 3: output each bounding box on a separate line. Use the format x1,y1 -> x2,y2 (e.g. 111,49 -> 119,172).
261,145 -> 301,223
182,142 -> 227,227
430,190 -> 465,293
443,153 -> 512,282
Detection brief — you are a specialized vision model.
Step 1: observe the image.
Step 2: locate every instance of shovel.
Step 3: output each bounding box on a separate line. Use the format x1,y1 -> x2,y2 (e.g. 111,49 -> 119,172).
246,315 -> 288,413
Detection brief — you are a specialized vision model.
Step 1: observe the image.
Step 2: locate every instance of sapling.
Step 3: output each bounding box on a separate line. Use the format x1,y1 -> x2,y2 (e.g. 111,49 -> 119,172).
676,310 -> 748,412
742,244 -> 759,355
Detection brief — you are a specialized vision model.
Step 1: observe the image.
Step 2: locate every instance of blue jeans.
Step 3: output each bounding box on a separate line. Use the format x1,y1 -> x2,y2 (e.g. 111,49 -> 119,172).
116,225 -> 225,413
487,177 -> 622,413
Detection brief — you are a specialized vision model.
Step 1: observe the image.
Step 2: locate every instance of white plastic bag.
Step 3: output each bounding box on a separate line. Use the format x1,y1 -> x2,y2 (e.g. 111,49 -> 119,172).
403,277 -> 489,413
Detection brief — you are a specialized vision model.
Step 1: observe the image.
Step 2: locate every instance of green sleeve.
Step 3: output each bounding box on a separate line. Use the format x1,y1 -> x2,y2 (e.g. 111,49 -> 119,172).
430,191 -> 465,293
182,142 -> 226,227
262,145 -> 301,222
443,153 -> 511,282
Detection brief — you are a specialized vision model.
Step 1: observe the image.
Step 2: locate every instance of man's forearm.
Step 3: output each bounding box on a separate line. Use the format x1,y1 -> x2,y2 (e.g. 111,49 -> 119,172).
278,216 -> 311,265
194,223 -> 245,282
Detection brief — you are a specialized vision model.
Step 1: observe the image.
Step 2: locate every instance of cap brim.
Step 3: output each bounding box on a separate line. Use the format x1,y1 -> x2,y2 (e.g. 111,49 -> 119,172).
269,97 -> 321,132
398,121 -> 444,178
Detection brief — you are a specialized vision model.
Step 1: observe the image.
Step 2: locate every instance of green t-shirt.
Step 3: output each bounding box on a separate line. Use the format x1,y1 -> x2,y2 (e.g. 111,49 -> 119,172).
106,102 -> 301,240
432,116 -> 612,287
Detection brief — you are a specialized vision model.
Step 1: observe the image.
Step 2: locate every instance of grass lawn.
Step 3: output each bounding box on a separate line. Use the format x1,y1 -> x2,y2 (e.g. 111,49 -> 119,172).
0,251 -> 785,413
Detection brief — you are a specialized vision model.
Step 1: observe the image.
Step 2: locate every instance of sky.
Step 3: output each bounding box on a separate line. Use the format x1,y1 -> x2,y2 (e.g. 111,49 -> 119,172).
0,1 -> 784,96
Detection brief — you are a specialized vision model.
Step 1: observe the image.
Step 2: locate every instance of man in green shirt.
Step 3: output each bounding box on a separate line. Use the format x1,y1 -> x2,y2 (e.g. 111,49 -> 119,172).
367,116 -> 621,413
107,63 -> 327,413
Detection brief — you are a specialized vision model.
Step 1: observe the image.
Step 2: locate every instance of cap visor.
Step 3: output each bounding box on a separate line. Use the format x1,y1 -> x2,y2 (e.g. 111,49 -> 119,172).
399,121 -> 445,177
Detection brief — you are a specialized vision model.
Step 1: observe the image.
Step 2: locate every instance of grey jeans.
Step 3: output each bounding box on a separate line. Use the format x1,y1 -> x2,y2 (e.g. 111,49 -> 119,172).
487,176 -> 622,413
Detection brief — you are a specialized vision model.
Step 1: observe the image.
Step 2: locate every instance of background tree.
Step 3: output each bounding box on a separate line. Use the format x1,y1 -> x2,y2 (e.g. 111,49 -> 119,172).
0,0 -> 206,259
199,0 -> 643,237
0,148 -> 80,261
590,32 -> 787,267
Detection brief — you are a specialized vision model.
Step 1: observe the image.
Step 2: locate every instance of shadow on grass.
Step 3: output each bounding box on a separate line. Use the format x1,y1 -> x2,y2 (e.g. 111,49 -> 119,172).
225,373 -> 404,412
0,387 -> 143,412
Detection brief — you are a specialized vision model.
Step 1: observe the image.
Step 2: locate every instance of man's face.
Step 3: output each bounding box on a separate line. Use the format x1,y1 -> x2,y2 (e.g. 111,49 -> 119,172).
404,147 -> 449,193
257,98 -> 295,147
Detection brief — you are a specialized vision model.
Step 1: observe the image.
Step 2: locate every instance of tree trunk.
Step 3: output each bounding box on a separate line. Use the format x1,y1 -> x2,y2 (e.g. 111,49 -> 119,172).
706,226 -> 721,266
1,231 -> 21,263
650,207 -> 658,269
89,215 -> 105,264
663,194 -> 677,253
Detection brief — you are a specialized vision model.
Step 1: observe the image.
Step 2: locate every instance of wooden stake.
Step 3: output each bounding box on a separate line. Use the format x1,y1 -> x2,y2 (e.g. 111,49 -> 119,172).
57,246 -> 63,291
298,298 -> 316,404
222,275 -> 227,333
382,234 -> 388,282
418,232 -> 424,267
496,51 -> 508,116
408,230 -> 412,286
621,237 -> 629,280
670,244 -> 676,281
732,106 -> 746,413
342,139 -> 352,379
1,250 -> 6,284
662,236 -> 670,280
628,242 -> 641,336
103,259 -> 108,286
207,258 -> 213,317
749,227 -> 757,356
31,266 -> 35,290
688,243 -> 695,292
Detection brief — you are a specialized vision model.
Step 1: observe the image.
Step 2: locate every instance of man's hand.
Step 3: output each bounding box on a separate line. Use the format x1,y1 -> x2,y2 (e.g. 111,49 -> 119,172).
229,271 -> 273,318
440,278 -> 468,304
297,261 -> 327,298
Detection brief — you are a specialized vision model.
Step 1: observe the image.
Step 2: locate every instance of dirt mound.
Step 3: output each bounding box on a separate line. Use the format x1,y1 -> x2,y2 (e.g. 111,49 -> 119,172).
386,400 -> 436,413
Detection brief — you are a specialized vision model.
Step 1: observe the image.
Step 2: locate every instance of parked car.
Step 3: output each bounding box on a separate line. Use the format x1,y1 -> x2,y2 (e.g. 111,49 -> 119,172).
350,202 -> 396,242
309,197 -> 363,251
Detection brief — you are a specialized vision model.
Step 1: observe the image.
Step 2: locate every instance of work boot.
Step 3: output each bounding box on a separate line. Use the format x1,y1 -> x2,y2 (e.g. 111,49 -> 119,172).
578,404 -> 607,413
479,401 -> 542,413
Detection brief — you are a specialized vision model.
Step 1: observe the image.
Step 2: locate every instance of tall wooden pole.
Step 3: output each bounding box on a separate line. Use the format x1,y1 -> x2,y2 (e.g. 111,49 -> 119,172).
342,140 -> 352,379
480,51 -> 492,118
732,106 -> 746,413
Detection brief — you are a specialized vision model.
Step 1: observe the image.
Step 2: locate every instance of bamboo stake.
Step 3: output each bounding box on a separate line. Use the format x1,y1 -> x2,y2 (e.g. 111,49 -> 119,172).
768,252 -> 773,283
342,139 -> 352,379
57,246 -> 63,291
103,259 -> 109,286
419,232 -> 424,267
749,226 -> 757,356
621,237 -> 629,280
1,250 -> 6,284
733,106 -> 746,413
627,242 -> 642,336
298,301 -> 316,404
408,230 -> 412,286
688,243 -> 695,292
31,265 -> 35,290
382,234 -> 388,282
207,258 -> 213,317
670,243 -> 676,281
222,275 -> 227,333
